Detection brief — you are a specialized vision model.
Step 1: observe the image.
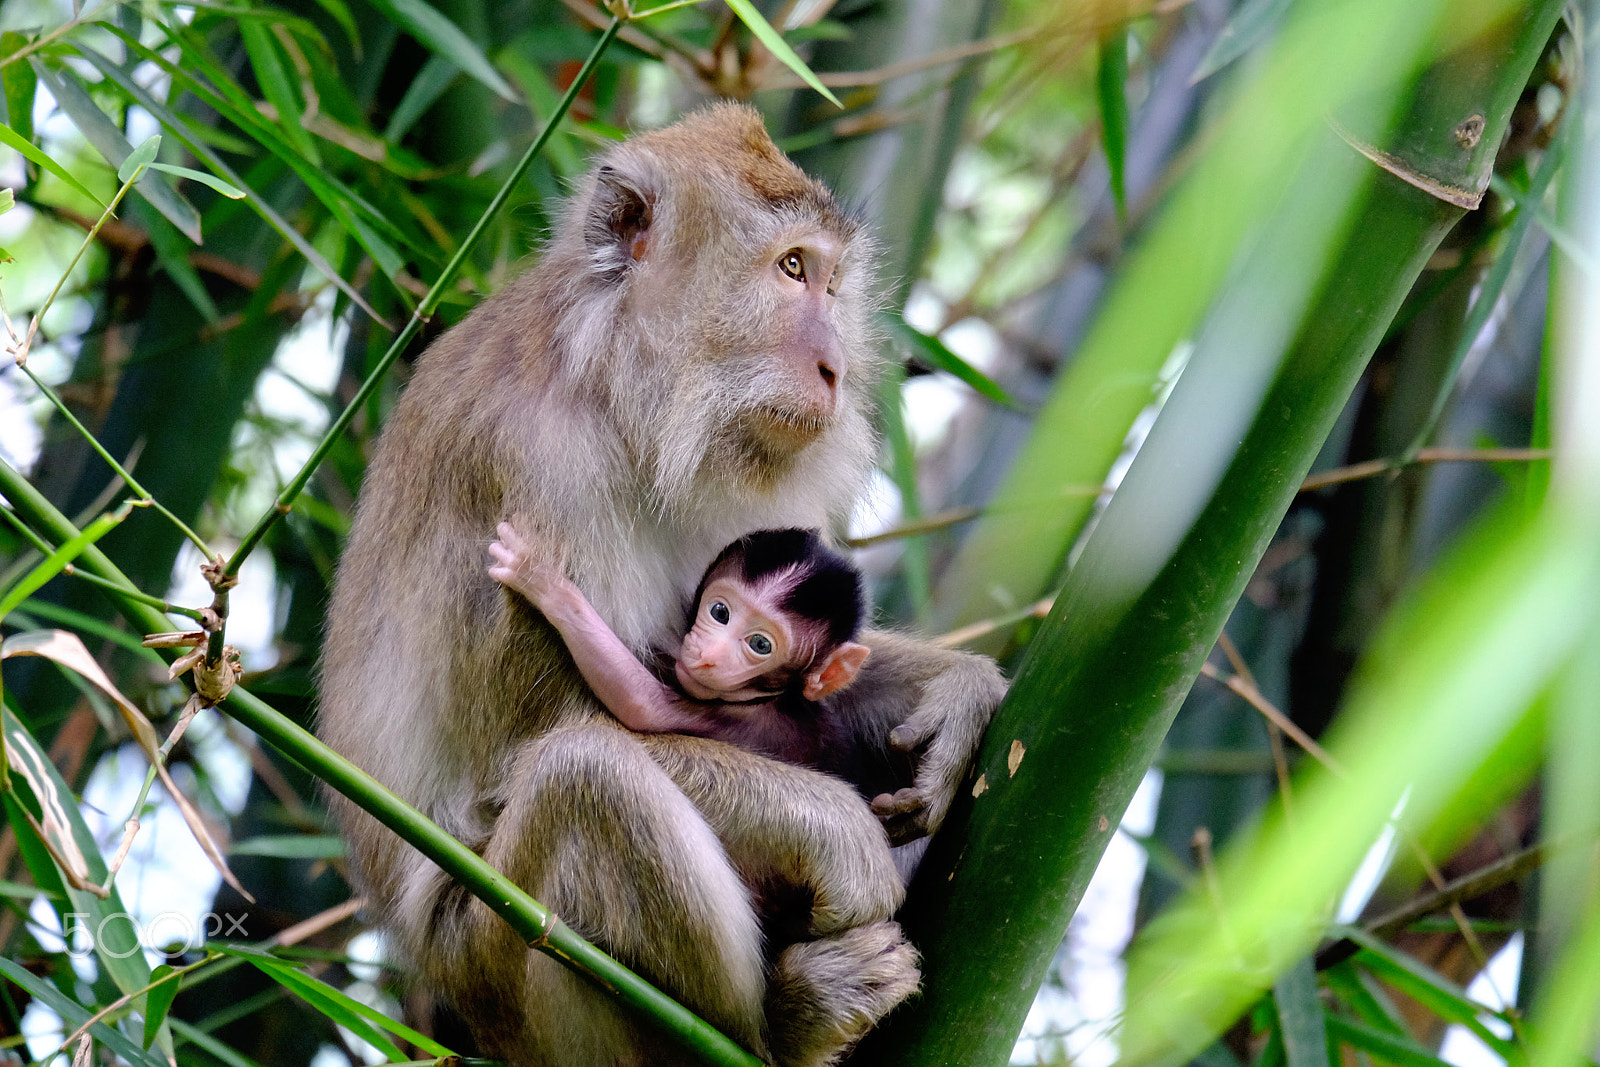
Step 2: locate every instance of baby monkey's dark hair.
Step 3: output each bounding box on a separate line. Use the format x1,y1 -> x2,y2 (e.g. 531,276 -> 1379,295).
694,528 -> 865,651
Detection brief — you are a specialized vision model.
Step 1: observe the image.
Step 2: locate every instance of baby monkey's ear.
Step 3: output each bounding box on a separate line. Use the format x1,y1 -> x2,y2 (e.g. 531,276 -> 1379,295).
803,642 -> 871,701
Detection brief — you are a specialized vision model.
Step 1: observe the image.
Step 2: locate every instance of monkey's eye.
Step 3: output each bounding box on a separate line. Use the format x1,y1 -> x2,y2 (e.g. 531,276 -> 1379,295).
825,268 -> 840,296
779,251 -> 807,283
747,633 -> 774,656
708,601 -> 731,625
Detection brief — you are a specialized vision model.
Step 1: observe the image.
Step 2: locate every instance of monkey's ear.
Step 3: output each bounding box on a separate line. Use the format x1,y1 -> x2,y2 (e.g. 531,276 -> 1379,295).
803,642 -> 871,701
586,165 -> 654,278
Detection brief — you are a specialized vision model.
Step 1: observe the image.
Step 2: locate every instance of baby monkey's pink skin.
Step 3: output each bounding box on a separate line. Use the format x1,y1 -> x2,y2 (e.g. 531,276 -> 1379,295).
487,522 -> 870,740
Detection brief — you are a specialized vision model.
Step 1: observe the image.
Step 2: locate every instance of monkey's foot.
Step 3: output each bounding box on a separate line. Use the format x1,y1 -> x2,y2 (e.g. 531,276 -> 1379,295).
766,921 -> 920,1067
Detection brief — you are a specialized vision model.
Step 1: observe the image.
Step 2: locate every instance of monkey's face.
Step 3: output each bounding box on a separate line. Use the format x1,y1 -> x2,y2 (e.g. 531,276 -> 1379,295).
739,233 -> 849,448
675,576 -> 802,701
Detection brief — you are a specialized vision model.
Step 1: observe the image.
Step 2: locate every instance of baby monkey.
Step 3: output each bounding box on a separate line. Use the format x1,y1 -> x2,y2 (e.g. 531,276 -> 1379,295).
488,524 -> 871,769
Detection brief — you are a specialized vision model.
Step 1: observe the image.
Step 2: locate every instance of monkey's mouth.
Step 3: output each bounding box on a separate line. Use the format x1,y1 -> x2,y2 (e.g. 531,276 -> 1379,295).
751,405 -> 830,448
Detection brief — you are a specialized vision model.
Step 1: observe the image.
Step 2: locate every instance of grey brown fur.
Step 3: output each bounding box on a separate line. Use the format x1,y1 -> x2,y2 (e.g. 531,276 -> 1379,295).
318,104 -> 1005,1066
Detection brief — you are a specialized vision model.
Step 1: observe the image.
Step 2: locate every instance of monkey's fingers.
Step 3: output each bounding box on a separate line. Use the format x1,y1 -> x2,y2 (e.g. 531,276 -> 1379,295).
870,788 -> 923,818
888,715 -> 937,754
871,788 -> 929,846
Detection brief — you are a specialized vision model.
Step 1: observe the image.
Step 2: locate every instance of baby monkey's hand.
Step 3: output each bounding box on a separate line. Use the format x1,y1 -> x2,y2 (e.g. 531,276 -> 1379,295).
487,520 -> 576,614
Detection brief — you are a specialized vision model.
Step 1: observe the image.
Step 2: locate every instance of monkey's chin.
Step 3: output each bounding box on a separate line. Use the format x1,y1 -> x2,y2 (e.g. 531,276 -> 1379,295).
746,405 -> 832,453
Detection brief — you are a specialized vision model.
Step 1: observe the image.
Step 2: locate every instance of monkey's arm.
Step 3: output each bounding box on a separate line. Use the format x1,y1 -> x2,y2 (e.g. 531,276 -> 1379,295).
826,631 -> 1006,846
488,534 -> 712,735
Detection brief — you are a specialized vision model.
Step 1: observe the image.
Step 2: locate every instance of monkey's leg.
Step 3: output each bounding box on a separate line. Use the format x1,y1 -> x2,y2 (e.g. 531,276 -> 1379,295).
767,921 -> 920,1067
454,721 -> 770,1067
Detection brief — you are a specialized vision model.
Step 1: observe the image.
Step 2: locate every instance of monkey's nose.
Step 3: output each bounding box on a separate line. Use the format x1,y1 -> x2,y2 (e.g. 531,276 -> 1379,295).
817,360 -> 837,391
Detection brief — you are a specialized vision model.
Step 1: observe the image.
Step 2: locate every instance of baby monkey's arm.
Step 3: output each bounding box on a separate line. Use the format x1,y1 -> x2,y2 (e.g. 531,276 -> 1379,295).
488,522 -> 711,735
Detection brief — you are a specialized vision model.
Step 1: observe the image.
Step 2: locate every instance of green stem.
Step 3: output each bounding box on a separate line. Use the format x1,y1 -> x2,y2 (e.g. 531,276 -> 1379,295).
0,455 -> 761,1067
14,363 -> 211,557
224,18 -> 623,578
0,502 -> 202,619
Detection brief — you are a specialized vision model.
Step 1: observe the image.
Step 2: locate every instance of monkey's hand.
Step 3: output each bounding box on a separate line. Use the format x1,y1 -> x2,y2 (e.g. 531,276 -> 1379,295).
850,633 -> 1007,847
488,520 -> 574,610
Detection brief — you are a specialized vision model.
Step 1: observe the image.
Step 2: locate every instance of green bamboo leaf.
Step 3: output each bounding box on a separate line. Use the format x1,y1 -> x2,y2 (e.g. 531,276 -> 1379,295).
1,32 -> 36,145
1322,960 -> 1406,1034
384,53 -> 458,142
222,947 -> 450,1058
884,313 -> 1017,408
0,708 -> 165,1028
1324,1015 -> 1453,1067
1273,960 -> 1330,1067
169,1018 -> 265,1067
0,876 -> 63,900
0,186 -> 11,213
0,503 -> 130,620
73,44 -> 390,324
146,162 -> 246,198
0,957 -> 166,1067
239,20 -> 321,165
145,209 -> 221,323
0,117 -> 104,207
1191,0 -> 1297,83
29,60 -> 202,241
229,833 -> 346,859
1346,933 -> 1516,1056
142,965 -> 180,1049
722,0 -> 842,107
117,132 -> 160,183
89,31 -> 426,272
364,0 -> 514,101
1097,22 -> 1130,225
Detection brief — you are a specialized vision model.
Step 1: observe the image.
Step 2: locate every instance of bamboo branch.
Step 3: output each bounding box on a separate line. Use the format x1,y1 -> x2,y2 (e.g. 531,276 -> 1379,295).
0,455 -> 762,1067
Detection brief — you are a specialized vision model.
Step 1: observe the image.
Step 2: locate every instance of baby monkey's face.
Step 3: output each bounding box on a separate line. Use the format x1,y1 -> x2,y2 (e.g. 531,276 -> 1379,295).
675,576 -> 802,701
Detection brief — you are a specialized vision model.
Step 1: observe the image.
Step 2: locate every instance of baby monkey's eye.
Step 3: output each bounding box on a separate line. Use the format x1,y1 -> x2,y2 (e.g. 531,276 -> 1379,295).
709,601 -> 731,624
747,633 -> 773,656
779,251 -> 806,282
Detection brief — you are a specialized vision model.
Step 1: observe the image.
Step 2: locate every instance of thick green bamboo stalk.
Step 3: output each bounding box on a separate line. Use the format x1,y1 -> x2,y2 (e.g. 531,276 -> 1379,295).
0,457 -> 761,1067
860,3 -> 1563,1065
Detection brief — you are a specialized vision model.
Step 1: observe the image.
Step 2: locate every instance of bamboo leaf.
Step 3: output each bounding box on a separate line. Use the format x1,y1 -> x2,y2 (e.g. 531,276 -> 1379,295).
73,44 -> 390,325
1325,1015 -> 1454,1067
0,115 -> 104,207
1273,959 -> 1330,1067
1,32 -> 37,145
884,313 -> 1017,407
32,61 -> 201,241
229,834 -> 345,859
0,709 -> 156,1007
722,0 -> 842,107
0,957 -> 166,1067
146,162 -> 246,198
221,947 -> 445,1059
384,53 -> 457,142
364,0 -> 514,101
239,19 -> 321,165
142,965 -> 179,1049
3,630 -> 253,902
1097,22 -> 1130,225
0,503 -> 130,620
1192,0 -> 1298,83
117,132 -> 160,183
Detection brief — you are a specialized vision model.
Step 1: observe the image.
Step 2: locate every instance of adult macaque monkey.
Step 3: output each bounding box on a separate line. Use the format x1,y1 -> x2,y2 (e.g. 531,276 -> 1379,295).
320,104 -> 1005,1067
